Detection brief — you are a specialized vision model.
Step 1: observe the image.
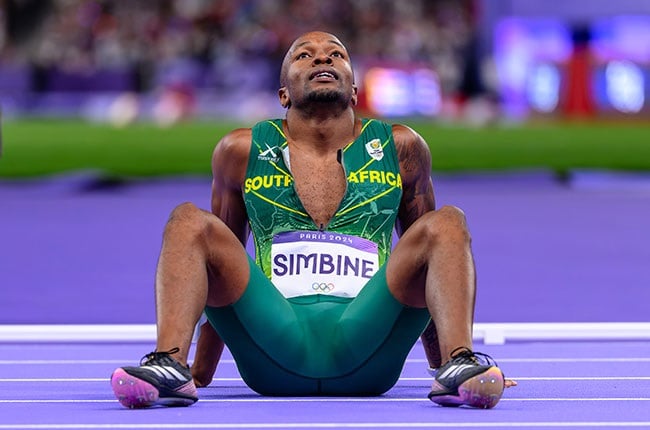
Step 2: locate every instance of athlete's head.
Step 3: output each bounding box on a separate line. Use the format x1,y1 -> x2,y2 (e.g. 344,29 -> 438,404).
278,31 -> 357,111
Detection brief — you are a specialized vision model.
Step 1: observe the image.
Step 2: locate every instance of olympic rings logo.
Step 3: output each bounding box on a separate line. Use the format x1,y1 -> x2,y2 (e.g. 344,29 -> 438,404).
312,282 -> 335,292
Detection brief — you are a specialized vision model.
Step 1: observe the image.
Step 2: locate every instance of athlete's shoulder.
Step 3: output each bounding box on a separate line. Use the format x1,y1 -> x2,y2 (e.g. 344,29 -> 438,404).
212,127 -> 252,163
390,123 -> 431,163
217,127 -> 253,151
391,123 -> 423,143
211,127 -> 253,186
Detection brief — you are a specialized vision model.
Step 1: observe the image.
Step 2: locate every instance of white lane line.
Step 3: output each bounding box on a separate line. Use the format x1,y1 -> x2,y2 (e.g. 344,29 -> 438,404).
403,358 -> 650,364
2,376 -> 650,382
0,422 -> 650,429
0,360 -> 236,365
491,358 -> 650,363
3,322 -> 650,343
400,377 -> 650,381
0,360 -> 136,365
1,398 -> 650,404
1,357 -> 650,365
0,377 -> 242,382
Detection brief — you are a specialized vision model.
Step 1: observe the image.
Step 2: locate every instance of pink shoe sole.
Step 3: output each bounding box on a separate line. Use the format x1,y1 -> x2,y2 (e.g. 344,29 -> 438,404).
111,368 -> 159,408
429,366 -> 505,409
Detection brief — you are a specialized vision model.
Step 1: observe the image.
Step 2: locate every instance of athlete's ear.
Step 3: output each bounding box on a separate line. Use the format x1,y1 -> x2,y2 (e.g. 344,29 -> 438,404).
278,87 -> 291,109
351,85 -> 358,106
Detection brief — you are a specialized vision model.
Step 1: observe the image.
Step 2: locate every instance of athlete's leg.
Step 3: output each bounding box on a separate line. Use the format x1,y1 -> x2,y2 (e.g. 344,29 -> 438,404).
420,321 -> 441,369
386,206 -> 507,408
327,264 -> 430,395
153,202 -> 250,366
386,205 -> 476,363
112,202 -> 251,408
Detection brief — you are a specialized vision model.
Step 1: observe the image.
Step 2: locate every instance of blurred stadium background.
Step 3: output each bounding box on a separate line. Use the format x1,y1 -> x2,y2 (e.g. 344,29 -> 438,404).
1,0 -> 650,176
1,0 -> 649,330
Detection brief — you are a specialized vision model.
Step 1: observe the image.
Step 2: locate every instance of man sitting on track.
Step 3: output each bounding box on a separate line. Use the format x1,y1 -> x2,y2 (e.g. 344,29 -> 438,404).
111,30 -> 516,409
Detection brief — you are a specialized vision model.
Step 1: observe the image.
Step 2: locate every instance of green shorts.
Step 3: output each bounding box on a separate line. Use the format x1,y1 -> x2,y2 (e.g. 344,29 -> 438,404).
204,256 -> 430,396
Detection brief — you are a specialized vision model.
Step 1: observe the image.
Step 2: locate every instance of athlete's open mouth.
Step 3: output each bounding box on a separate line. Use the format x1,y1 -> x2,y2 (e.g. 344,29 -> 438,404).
310,69 -> 338,80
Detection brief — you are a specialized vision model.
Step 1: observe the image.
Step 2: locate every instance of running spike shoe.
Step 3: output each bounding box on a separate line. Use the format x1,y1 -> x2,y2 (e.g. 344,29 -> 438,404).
428,346 -> 505,409
111,347 -> 198,409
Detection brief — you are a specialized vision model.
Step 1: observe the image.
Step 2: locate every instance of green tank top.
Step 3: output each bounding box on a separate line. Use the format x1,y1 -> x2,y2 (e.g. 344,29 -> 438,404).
243,118 -> 402,288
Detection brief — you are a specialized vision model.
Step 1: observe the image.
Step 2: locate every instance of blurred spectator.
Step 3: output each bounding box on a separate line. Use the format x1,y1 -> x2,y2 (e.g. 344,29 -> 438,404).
2,0 -> 476,89
0,0 -> 479,121
562,24 -> 595,118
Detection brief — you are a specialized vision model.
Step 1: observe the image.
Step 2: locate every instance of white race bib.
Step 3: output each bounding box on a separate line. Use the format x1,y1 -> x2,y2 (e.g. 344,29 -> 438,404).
270,231 -> 379,298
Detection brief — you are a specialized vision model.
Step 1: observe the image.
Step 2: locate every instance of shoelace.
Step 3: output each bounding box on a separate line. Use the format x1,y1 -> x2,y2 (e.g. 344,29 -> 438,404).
140,347 -> 180,366
429,346 -> 499,376
449,346 -> 498,367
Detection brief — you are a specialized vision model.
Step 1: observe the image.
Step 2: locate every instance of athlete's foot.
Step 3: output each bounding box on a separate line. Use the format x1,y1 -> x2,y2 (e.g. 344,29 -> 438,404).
111,347 -> 198,409
427,347 -> 505,409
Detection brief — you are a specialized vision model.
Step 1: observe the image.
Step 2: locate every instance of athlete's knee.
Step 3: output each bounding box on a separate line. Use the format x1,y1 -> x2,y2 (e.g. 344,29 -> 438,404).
165,202 -> 234,246
422,205 -> 471,245
164,202 -> 210,241
167,202 -> 203,225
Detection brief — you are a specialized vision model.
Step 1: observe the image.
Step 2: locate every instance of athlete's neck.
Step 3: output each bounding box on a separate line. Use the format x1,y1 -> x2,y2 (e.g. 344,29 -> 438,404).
283,108 -> 357,153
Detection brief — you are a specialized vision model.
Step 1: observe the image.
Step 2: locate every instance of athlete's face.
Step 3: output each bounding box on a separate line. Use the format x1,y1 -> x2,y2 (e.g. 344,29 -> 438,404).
279,32 -> 357,110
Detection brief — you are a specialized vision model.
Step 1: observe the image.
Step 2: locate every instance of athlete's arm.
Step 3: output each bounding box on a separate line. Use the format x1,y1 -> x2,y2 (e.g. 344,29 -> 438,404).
191,128 -> 252,388
211,128 -> 253,243
393,124 -> 436,236
392,124 -> 441,369
391,124 -> 516,387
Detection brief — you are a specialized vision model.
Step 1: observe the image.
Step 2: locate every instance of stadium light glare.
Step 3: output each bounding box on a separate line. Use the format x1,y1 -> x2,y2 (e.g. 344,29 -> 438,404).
605,60 -> 645,114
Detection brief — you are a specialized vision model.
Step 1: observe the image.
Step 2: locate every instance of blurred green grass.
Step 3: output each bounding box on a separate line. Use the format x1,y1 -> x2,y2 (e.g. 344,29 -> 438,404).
1,118 -> 649,178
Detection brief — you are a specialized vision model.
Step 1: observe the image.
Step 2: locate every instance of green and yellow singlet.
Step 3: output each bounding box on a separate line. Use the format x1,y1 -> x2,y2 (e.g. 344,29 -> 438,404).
243,118 -> 402,298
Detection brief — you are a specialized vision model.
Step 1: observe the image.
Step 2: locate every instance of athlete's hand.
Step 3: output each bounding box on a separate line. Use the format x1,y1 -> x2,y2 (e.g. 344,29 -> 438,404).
190,321 -> 225,388
505,379 -> 517,388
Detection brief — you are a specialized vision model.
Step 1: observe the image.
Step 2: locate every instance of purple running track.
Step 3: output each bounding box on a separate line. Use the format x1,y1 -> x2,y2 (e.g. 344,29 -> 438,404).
0,339 -> 649,428
1,170 -> 649,324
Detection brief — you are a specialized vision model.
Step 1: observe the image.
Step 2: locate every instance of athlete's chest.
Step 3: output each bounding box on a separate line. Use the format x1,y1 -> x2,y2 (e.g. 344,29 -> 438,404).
288,149 -> 346,228
244,119 -> 402,231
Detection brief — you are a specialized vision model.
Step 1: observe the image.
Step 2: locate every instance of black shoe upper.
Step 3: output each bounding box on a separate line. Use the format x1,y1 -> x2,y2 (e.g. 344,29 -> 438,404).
431,347 -> 498,395
122,347 -> 195,399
